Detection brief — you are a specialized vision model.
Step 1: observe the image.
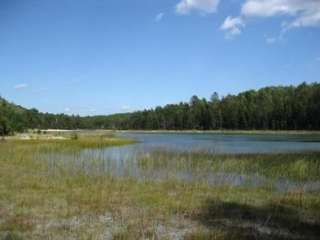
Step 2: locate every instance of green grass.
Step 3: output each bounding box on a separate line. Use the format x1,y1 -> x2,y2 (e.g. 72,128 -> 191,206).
0,136 -> 320,239
7,136 -> 135,152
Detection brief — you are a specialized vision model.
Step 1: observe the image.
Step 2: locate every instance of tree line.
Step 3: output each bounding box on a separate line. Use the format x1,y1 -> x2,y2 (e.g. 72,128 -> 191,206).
1,82 -> 320,135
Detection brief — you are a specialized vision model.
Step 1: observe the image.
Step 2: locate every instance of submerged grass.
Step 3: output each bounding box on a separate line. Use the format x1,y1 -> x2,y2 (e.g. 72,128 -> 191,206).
0,135 -> 320,239
138,150 -> 320,181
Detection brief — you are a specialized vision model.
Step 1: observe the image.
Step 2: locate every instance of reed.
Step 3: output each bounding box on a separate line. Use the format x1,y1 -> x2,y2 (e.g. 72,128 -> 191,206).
138,150 -> 320,181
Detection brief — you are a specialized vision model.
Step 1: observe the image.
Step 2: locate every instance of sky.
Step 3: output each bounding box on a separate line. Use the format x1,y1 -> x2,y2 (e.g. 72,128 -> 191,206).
1,0 -> 320,116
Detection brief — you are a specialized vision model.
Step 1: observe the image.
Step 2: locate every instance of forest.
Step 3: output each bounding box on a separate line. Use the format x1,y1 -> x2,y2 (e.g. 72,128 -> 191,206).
1,82 -> 320,135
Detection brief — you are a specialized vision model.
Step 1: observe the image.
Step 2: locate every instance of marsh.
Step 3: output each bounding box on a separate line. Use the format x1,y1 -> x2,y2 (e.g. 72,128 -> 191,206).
1,131 -> 319,239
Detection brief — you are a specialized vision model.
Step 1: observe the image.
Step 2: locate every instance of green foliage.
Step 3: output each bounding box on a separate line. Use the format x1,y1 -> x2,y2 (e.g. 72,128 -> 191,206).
0,82 -> 320,131
108,82 -> 320,130
0,116 -> 10,136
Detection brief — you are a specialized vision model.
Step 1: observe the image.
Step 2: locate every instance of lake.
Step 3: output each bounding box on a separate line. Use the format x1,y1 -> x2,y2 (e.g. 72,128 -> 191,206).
118,132 -> 320,154
45,132 -> 320,192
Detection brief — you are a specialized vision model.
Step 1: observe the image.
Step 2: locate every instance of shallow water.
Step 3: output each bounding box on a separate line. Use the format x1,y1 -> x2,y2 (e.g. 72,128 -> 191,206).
118,132 -> 320,154
45,132 -> 320,192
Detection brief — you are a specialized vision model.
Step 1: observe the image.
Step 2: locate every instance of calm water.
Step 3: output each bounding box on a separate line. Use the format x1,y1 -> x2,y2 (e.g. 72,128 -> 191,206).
45,132 -> 320,192
117,132 -> 320,154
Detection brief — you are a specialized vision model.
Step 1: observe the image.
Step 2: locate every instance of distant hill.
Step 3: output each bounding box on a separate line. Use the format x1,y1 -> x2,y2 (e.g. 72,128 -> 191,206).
1,82 -> 320,135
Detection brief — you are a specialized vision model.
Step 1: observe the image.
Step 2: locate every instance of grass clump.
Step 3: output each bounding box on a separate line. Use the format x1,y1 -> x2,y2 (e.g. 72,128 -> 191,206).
6,135 -> 135,152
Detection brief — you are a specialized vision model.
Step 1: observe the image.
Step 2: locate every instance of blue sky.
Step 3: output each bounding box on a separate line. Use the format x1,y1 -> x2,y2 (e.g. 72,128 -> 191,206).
1,0 -> 320,116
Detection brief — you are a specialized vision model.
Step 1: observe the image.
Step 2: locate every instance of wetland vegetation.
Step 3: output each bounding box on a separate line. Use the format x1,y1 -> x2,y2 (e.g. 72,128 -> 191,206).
0,131 -> 320,239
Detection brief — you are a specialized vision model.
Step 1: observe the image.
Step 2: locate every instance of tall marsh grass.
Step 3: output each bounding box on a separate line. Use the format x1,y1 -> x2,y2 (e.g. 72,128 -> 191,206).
138,150 -> 320,181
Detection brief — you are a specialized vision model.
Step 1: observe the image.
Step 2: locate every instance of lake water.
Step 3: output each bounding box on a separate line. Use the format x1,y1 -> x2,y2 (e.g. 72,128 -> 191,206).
117,132 -> 320,154
45,132 -> 320,192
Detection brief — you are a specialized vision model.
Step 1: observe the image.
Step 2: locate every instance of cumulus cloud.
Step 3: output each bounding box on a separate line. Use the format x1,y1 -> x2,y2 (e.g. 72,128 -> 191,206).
14,83 -> 28,89
242,0 -> 320,29
221,0 -> 320,37
220,16 -> 244,38
155,12 -> 164,22
241,0 -> 298,17
176,0 -> 220,15
289,10 -> 320,28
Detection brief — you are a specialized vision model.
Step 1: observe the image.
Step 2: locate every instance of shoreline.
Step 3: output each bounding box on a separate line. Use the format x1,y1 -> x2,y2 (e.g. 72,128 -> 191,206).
117,129 -> 320,135
3,129 -> 320,141
39,129 -> 320,134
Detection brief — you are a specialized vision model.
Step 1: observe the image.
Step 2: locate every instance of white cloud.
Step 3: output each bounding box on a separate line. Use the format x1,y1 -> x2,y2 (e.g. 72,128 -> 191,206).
241,0 -> 320,29
220,16 -> 244,38
221,0 -> 320,38
241,0 -> 298,17
289,10 -> 320,28
155,12 -> 164,22
14,83 -> 28,89
176,0 -> 220,15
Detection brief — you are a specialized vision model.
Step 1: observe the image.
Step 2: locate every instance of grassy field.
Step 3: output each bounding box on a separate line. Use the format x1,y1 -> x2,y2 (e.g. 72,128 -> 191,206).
0,133 -> 320,240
